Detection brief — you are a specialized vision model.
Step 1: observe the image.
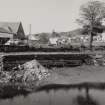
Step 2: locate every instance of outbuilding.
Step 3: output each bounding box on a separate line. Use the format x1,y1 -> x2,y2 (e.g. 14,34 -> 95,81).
0,22 -> 25,44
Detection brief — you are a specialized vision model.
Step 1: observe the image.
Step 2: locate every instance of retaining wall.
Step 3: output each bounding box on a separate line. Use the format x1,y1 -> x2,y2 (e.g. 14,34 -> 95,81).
1,53 -> 88,71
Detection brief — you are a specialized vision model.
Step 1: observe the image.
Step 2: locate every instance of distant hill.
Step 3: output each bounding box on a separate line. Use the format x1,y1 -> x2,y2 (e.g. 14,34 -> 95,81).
27,28 -> 86,41
68,28 -> 85,37
28,24 -> 105,40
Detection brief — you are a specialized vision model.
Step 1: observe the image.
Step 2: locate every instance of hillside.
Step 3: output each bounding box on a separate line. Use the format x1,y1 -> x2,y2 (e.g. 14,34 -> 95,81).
30,28 -> 85,39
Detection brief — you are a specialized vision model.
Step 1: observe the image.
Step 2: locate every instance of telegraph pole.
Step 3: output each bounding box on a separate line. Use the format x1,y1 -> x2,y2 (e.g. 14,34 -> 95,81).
29,24 -> 31,35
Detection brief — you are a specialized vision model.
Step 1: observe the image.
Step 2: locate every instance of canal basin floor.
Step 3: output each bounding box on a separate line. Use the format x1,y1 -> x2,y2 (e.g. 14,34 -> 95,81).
45,65 -> 105,85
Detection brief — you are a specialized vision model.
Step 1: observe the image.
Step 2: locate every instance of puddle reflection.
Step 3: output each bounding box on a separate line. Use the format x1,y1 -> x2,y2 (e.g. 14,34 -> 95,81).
75,95 -> 98,105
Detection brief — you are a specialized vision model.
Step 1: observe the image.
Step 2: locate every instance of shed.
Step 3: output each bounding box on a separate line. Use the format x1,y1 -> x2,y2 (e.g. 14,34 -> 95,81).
0,22 -> 25,44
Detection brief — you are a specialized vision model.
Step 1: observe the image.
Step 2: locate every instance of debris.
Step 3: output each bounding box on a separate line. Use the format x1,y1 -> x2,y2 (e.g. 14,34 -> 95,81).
10,59 -> 50,86
22,60 -> 50,82
0,59 -> 50,87
0,71 -> 11,83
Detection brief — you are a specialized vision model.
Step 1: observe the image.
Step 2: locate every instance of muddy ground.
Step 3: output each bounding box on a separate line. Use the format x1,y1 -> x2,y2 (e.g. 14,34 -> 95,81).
48,65 -> 105,84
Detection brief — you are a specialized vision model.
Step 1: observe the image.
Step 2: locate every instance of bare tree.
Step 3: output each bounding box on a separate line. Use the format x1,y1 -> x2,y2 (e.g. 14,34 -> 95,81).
77,1 -> 105,50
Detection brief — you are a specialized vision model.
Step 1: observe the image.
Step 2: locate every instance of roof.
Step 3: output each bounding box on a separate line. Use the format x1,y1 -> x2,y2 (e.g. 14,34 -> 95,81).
0,22 -> 21,34
0,27 -> 10,33
0,33 -> 13,38
28,34 -> 40,40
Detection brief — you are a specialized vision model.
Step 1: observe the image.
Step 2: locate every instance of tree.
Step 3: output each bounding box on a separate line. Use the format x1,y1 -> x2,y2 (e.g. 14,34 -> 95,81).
77,1 -> 105,50
39,33 -> 49,44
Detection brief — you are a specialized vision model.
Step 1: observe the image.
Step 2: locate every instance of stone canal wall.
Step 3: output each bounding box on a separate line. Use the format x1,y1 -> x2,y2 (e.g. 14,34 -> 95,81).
3,55 -> 35,71
1,52 -> 105,71
1,53 -> 88,71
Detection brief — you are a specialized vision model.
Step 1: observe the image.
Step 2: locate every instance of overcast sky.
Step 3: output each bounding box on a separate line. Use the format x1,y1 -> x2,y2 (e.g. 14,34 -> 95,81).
0,0 -> 104,34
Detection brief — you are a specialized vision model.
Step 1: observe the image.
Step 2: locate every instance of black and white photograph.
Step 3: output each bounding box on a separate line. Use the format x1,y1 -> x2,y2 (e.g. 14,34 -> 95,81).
0,0 -> 105,105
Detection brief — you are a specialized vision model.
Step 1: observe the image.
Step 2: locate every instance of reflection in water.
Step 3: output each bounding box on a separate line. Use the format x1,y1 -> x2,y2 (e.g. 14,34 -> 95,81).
0,85 -> 30,99
76,95 -> 98,105
0,82 -> 105,105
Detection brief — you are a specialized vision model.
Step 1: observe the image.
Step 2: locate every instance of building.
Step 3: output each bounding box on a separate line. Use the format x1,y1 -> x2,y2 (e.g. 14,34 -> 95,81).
57,36 -> 71,45
27,34 -> 40,41
93,34 -> 102,42
27,34 -> 40,47
49,31 -> 60,45
0,22 -> 25,44
49,37 -> 59,45
101,32 -> 105,42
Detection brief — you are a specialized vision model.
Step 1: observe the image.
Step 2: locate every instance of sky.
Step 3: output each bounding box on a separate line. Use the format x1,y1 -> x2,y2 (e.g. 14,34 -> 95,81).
0,0 -> 104,34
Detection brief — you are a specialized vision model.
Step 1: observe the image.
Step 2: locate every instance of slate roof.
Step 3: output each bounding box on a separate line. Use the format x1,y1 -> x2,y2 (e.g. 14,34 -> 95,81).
0,22 -> 21,34
0,27 -> 10,33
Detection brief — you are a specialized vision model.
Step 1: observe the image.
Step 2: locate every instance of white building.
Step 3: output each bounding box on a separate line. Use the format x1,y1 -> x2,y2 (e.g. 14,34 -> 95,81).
49,37 -> 58,45
49,31 -> 60,45
28,34 -> 39,41
101,32 -> 105,42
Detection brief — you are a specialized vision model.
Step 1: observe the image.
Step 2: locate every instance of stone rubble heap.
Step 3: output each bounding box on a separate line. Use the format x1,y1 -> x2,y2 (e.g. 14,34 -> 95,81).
0,60 -> 50,84
21,59 -> 50,82
0,71 -> 11,83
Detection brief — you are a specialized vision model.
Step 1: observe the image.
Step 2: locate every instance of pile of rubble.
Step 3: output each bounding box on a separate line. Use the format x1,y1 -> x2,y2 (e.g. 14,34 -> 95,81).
0,60 -> 50,86
21,60 -> 50,82
0,71 -> 11,83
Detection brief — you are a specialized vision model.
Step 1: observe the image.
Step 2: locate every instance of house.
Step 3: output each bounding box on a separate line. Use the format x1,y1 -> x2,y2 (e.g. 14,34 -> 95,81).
101,32 -> 105,42
0,22 -> 25,44
27,34 -> 41,47
49,37 -> 59,45
49,31 -> 60,45
27,34 -> 40,41
93,34 -> 102,42
57,36 -> 71,45
83,35 -> 90,43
